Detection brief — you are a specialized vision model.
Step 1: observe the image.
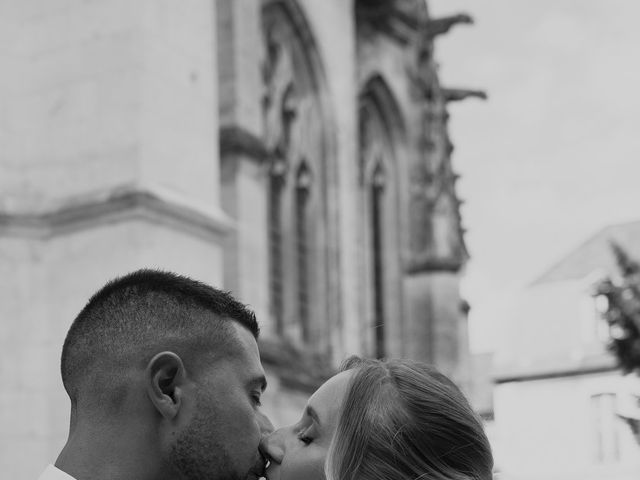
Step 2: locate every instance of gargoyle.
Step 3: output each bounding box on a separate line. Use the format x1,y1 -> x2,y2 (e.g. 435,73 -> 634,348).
441,88 -> 488,102
427,13 -> 473,38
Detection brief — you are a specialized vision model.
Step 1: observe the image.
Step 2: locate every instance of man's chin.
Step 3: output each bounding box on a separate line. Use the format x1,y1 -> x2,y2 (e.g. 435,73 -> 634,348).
245,461 -> 267,480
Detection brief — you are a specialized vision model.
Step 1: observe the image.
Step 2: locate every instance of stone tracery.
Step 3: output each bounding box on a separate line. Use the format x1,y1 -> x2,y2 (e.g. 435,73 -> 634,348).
261,1 -> 334,350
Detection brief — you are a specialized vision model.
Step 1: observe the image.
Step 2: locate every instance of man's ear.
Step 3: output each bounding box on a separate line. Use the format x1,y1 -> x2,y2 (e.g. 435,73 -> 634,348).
146,351 -> 187,420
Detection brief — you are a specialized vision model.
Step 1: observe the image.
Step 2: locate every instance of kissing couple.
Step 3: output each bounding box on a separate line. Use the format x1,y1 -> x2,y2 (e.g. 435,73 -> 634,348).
39,270 -> 493,480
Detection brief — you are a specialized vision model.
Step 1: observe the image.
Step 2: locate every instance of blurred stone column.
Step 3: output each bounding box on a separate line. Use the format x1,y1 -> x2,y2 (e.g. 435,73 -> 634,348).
217,0 -> 271,332
403,271 -> 469,382
0,1 -> 228,478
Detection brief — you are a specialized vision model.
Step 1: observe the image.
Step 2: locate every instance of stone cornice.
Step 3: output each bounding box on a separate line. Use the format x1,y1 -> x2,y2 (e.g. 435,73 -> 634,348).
494,356 -> 618,384
405,255 -> 466,274
0,185 -> 233,240
219,124 -> 269,163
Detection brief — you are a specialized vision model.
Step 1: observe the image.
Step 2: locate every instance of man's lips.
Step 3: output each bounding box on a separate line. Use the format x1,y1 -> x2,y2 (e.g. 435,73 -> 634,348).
247,469 -> 266,480
248,456 -> 269,479
261,465 -> 273,480
248,467 -> 266,478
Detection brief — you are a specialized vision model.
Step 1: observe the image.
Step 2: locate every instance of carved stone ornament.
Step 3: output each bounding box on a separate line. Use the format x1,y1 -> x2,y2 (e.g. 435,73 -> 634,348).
355,0 -> 428,43
262,27 -> 297,177
408,94 -> 467,271
426,14 -> 473,38
262,5 -> 326,184
441,87 -> 488,103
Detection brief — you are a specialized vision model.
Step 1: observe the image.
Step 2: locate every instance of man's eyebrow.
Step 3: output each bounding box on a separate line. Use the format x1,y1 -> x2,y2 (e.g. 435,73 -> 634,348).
306,405 -> 320,424
249,374 -> 267,392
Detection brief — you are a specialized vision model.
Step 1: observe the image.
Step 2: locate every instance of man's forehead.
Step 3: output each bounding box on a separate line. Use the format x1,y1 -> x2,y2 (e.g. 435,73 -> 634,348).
226,322 -> 266,382
227,321 -> 260,356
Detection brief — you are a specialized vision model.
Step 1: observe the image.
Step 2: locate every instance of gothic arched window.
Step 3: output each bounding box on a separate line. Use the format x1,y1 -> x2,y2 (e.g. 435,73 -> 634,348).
358,75 -> 405,359
262,1 -> 336,350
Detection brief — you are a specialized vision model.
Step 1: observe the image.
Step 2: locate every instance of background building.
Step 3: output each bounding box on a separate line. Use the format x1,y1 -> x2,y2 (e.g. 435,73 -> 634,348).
0,1 -> 484,478
492,221 -> 640,479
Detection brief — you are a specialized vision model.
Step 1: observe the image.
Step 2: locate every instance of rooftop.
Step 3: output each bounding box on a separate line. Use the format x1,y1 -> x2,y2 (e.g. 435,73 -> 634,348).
532,220 -> 640,285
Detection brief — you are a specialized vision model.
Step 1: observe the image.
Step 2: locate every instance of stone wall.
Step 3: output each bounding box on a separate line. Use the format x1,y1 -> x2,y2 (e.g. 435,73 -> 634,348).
0,2 -> 228,478
1,2 -> 477,477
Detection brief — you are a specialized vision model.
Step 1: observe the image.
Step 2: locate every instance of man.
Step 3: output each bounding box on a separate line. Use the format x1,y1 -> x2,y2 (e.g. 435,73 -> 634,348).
39,269 -> 273,480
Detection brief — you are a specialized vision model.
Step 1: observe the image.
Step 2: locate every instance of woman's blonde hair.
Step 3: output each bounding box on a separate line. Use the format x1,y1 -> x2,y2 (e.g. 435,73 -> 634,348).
325,357 -> 493,480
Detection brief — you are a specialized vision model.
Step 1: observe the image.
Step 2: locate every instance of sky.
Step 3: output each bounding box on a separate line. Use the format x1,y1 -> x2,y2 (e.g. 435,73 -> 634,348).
428,1 -> 640,352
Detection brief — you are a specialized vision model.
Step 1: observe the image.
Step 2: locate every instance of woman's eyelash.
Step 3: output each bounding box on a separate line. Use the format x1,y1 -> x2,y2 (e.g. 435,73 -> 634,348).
296,425 -> 313,444
252,393 -> 262,406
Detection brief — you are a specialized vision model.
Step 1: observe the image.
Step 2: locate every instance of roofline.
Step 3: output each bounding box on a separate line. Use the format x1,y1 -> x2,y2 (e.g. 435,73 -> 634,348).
495,364 -> 618,384
529,219 -> 640,286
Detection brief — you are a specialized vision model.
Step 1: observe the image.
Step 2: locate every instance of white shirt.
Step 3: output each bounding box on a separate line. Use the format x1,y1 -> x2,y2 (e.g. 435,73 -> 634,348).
37,465 -> 77,480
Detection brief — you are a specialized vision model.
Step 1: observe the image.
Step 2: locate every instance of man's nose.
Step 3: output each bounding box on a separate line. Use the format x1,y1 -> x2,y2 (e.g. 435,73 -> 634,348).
259,429 -> 285,464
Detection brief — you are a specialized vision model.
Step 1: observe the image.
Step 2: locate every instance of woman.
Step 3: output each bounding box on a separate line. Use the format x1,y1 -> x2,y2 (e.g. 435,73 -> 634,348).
260,356 -> 493,480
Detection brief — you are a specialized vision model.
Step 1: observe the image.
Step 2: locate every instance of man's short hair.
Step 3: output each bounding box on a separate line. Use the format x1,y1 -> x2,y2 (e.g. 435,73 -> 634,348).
61,269 -> 259,410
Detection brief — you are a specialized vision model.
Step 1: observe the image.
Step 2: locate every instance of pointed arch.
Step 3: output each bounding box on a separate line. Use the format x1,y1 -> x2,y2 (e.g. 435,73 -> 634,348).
358,73 -> 406,358
262,0 -> 338,351
360,74 -> 407,143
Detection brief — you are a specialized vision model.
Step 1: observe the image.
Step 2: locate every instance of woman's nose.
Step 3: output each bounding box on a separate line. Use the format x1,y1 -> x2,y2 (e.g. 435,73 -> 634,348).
259,428 -> 286,464
258,411 -> 275,436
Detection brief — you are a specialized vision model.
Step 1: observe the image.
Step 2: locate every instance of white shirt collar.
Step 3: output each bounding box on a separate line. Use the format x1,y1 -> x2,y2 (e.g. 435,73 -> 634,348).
38,465 -> 77,480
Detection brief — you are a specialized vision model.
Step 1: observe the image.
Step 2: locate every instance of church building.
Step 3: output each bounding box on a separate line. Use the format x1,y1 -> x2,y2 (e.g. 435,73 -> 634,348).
0,1 -> 482,477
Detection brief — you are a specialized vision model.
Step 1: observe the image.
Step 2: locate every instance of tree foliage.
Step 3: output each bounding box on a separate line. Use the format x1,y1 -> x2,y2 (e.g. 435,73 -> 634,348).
593,242 -> 640,373
593,242 -> 640,445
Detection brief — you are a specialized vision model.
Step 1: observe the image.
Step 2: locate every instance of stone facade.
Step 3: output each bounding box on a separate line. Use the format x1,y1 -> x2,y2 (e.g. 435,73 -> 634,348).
0,1 -> 480,477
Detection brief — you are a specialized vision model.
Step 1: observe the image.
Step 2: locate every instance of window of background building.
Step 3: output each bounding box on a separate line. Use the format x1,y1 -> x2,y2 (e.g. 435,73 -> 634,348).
591,392 -> 621,463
